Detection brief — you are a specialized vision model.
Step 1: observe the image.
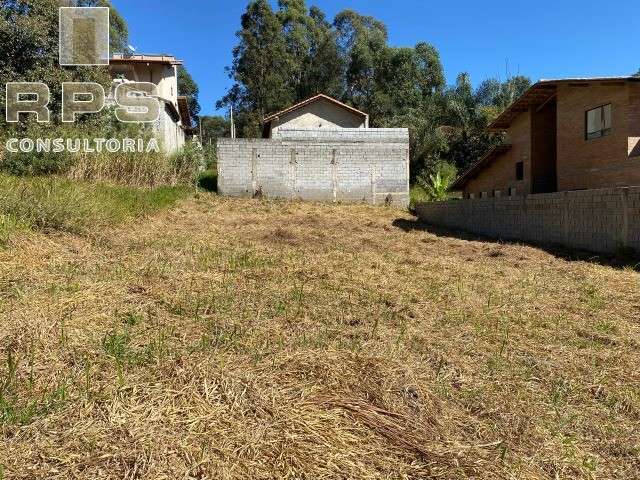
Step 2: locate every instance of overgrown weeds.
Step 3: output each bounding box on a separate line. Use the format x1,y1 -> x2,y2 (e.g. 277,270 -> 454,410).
0,173 -> 190,236
1,119 -> 204,187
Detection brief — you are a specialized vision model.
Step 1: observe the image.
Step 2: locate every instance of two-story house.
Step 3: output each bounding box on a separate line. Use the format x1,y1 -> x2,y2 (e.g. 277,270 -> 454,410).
453,77 -> 640,197
109,54 -> 193,153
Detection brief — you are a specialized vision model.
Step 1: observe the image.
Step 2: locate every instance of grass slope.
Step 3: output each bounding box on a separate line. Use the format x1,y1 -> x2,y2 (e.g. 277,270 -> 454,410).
0,194 -> 638,479
0,174 -> 191,243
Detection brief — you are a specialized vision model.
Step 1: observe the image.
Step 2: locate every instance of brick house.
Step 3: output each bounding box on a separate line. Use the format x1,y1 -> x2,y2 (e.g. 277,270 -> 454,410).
452,77 -> 640,197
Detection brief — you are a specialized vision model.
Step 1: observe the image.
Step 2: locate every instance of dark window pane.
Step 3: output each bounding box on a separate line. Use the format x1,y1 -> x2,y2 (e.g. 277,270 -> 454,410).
585,104 -> 612,140
516,162 -> 524,181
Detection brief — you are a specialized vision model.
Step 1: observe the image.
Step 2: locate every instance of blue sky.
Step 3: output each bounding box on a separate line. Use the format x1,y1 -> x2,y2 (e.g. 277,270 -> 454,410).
110,0 -> 639,116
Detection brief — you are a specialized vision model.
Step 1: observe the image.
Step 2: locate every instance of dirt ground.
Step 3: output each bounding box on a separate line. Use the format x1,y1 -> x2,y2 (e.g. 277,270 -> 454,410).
1,194 -> 639,479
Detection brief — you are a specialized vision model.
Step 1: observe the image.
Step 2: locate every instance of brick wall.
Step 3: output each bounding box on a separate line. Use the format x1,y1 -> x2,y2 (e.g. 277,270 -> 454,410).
628,82 -> 640,157
415,187 -> 640,254
465,111 -> 532,196
556,83 -> 639,190
217,128 -> 410,207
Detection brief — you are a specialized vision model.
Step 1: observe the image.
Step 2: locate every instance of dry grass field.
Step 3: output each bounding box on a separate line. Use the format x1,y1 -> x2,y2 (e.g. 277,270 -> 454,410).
1,193 -> 639,479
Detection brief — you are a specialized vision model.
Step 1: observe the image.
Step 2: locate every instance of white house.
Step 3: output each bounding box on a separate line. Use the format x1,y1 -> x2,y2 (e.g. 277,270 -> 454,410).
109,54 -> 193,153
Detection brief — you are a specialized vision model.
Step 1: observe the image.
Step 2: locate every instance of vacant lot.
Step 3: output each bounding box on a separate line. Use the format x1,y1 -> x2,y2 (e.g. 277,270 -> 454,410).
1,193 -> 639,479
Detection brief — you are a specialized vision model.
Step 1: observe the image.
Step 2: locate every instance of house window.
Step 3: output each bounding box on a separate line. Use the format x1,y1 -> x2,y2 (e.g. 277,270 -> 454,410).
509,187 -> 517,197
494,190 -> 501,198
469,193 -> 475,199
586,104 -> 612,140
515,162 -> 524,181
480,192 -> 488,199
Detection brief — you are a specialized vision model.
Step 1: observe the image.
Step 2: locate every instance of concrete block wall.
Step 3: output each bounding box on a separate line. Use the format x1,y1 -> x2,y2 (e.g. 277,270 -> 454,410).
272,127 -> 409,144
416,187 -> 640,254
217,128 -> 410,207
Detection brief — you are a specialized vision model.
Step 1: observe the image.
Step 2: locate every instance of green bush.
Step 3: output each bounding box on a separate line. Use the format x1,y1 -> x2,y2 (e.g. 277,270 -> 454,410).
169,141 -> 206,184
416,161 -> 458,202
410,184 -> 430,208
2,149 -> 73,176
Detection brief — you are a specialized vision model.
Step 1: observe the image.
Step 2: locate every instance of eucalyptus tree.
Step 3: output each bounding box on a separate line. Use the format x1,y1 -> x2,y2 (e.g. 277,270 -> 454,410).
217,0 -> 294,137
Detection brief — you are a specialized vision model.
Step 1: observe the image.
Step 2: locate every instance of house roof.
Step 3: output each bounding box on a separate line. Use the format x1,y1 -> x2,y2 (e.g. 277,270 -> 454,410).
110,54 -> 183,66
262,94 -> 368,124
489,76 -> 638,130
451,144 -> 512,190
177,96 -> 192,129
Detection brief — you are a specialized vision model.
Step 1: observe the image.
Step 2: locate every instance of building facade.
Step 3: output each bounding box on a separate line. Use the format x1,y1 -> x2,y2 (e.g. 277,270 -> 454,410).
109,54 -> 192,153
218,95 -> 409,207
453,77 -> 640,197
262,94 -> 369,138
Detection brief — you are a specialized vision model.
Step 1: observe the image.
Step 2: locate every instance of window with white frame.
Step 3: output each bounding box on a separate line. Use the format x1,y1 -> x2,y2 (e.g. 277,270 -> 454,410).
586,104 -> 612,140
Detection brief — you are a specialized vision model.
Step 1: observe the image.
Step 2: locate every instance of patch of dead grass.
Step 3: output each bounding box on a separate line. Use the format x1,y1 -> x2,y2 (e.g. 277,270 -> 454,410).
0,194 -> 639,479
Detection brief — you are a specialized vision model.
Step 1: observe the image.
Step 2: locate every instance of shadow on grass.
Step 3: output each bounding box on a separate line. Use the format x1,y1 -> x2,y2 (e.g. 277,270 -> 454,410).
392,218 -> 640,271
198,170 -> 217,192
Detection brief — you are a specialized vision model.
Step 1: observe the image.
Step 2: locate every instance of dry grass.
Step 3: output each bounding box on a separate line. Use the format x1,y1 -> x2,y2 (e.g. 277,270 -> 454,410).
65,150 -> 199,188
0,194 -> 639,479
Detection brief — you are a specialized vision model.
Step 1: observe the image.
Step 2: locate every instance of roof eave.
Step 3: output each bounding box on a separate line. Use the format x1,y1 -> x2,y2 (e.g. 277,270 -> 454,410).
488,76 -> 637,131
451,144 -> 512,190
262,94 -> 368,124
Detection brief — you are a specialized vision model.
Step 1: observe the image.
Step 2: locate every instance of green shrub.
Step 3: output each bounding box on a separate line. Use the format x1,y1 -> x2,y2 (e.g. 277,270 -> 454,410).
169,141 -> 206,182
410,184 -> 430,208
2,149 -> 73,176
416,161 -> 458,202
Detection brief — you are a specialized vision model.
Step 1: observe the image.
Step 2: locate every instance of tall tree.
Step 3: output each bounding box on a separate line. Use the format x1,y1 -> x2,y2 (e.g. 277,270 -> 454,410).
298,6 -> 343,98
334,9 -> 387,112
177,65 -> 201,120
277,0 -> 309,94
217,0 -> 294,137
0,0 -> 128,123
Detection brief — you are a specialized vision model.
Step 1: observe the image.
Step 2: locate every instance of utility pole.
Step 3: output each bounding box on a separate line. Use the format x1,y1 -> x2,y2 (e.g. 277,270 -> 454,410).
230,105 -> 236,139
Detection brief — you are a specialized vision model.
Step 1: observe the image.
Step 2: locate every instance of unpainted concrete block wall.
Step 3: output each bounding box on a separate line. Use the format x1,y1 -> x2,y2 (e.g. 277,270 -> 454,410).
217,128 -> 410,207
416,187 -> 640,254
